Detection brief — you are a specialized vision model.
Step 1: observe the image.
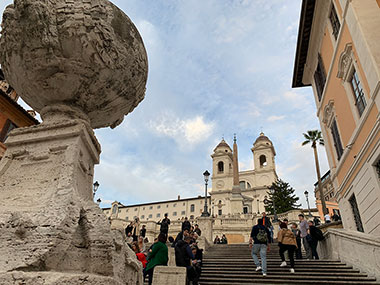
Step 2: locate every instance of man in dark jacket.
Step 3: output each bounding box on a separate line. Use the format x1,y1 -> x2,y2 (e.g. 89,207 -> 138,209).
194,224 -> 201,236
261,212 -> 272,228
249,218 -> 271,276
182,217 -> 191,232
125,222 -> 133,237
308,220 -> 323,260
175,236 -> 197,282
140,225 -> 146,238
157,213 -> 170,236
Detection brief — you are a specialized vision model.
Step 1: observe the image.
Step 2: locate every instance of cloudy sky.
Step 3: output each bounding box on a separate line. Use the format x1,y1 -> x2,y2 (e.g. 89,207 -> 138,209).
0,0 -> 329,209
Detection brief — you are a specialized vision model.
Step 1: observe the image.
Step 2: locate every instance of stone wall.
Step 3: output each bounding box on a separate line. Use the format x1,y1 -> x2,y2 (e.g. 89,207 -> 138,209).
318,228 -> 380,279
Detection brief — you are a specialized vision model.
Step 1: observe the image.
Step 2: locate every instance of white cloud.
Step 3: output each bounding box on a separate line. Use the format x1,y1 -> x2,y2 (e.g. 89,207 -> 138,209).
149,113 -> 214,146
267,115 -> 285,122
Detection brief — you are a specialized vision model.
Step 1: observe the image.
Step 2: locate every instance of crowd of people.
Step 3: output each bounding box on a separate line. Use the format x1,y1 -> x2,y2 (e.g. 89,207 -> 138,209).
213,234 -> 228,244
249,212 -> 325,276
125,215 -> 203,285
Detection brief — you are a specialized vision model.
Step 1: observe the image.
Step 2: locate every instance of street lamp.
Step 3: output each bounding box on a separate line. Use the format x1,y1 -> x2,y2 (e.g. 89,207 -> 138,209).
201,170 -> 210,217
304,190 -> 312,218
267,186 -> 279,223
93,181 -> 99,198
96,198 -> 102,205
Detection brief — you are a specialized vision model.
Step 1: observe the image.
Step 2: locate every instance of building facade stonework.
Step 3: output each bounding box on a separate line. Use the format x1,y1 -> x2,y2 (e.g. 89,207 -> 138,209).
293,0 -> 380,235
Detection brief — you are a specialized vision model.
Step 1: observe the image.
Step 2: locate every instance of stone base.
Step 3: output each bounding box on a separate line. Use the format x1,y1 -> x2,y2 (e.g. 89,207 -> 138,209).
0,120 -> 142,284
152,266 -> 186,285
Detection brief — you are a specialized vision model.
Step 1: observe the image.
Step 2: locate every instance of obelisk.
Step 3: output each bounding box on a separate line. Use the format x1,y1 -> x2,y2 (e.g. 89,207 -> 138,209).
230,134 -> 244,214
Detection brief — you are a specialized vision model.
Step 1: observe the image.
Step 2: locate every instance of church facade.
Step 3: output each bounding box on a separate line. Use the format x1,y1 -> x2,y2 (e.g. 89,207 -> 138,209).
103,133 -> 278,223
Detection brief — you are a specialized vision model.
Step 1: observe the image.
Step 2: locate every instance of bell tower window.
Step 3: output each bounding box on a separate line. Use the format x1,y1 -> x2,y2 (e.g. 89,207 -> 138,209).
218,161 -> 224,173
259,155 -> 267,167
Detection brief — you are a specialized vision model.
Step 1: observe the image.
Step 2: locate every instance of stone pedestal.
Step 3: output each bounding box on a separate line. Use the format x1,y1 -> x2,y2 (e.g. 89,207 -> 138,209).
152,266 -> 186,285
197,217 -> 214,243
0,120 -> 142,284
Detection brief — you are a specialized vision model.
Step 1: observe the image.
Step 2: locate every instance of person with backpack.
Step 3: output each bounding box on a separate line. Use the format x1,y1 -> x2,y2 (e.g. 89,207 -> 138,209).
249,218 -> 271,276
307,220 -> 324,260
277,222 -> 297,273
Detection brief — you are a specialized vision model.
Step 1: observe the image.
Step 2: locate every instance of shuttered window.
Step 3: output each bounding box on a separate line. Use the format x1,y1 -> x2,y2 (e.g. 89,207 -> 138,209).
350,70 -> 367,117
329,5 -> 341,40
314,54 -> 327,101
331,119 -> 343,160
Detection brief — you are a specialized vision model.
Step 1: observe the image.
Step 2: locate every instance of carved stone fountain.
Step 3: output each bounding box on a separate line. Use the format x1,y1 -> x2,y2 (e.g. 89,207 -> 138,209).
0,0 -> 148,284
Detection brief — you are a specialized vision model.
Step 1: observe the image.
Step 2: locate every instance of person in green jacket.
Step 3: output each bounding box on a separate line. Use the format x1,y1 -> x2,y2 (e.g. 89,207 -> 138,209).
144,233 -> 168,284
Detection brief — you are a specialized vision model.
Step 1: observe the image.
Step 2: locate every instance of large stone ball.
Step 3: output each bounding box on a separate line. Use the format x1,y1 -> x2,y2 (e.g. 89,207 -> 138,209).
0,0 -> 148,129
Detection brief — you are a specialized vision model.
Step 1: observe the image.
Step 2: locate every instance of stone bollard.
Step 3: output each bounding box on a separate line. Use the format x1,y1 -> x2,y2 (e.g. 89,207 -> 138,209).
152,266 -> 186,285
168,246 -> 176,266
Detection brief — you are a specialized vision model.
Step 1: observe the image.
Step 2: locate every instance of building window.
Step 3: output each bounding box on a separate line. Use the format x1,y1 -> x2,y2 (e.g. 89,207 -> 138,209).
157,205 -> 161,209
141,215 -> 145,219
149,206 -> 153,210
314,54 -> 327,101
190,215 -> 194,219
349,194 -> 364,232
112,205 -> 118,214
350,70 -> 367,117
190,204 -> 195,212
134,208 -> 138,211
149,214 -> 152,218
329,4 -> 340,40
239,181 -> 246,190
156,213 -> 161,218
243,207 -> 248,214
173,212 -> 177,216
183,202 -> 186,206
247,182 -> 251,188
173,203 -> 176,207
259,155 -> 267,167
375,159 -> 380,180
181,211 -> 185,215
142,207 -> 145,210
126,209 -> 129,212
218,161 -> 224,173
0,119 -> 17,143
166,204 -> 169,208
331,119 -> 344,160
218,209 -> 222,215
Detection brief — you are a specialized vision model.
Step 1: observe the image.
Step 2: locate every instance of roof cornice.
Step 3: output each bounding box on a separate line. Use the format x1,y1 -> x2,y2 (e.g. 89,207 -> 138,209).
292,0 -> 316,88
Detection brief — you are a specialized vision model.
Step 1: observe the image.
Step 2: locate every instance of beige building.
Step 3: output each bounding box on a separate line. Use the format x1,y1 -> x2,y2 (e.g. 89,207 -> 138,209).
314,170 -> 340,219
293,0 -> 380,235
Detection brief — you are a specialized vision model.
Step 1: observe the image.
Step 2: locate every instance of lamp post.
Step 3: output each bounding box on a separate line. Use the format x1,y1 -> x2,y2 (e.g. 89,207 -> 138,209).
93,181 -> 99,199
201,170 -> 210,217
96,198 -> 102,205
266,186 -> 279,223
304,190 -> 312,218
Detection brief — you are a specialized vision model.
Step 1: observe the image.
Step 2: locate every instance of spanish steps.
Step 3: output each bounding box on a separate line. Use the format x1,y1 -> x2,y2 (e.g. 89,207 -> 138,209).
199,243 -> 379,284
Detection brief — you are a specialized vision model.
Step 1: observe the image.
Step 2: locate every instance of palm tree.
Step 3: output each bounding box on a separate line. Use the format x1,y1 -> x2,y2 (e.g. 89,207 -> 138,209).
302,130 -> 328,216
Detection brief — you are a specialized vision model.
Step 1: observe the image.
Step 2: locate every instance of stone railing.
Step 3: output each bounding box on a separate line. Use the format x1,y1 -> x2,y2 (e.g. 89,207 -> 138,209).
318,221 -> 343,232
318,228 -> 380,279
0,142 -> 6,159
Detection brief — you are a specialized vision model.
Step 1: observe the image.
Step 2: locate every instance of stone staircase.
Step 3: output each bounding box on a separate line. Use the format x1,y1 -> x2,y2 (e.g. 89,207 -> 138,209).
199,243 -> 379,284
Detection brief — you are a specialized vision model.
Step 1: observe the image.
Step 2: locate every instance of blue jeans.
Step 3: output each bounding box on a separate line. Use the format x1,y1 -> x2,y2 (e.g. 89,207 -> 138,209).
251,244 -> 267,274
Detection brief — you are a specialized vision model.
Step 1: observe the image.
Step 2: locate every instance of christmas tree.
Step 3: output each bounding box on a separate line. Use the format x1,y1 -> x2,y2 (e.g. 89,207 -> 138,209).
265,179 -> 301,215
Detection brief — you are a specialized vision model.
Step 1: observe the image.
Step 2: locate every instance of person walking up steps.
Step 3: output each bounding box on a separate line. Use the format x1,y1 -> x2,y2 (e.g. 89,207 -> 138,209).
278,222 -> 297,273
299,214 -> 312,259
249,218 -> 271,276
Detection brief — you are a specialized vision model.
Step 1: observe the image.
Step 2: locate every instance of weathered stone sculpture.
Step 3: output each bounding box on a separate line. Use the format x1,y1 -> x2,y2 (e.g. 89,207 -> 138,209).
0,0 -> 148,284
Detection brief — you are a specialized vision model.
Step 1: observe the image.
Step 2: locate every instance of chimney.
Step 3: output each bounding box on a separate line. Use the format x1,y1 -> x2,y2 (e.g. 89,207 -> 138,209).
178,195 -> 180,200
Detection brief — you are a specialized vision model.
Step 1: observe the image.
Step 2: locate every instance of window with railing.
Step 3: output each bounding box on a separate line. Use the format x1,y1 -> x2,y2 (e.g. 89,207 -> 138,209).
350,70 -> 367,117
349,194 -> 364,232
331,119 -> 344,160
329,4 -> 341,40
314,54 -> 327,101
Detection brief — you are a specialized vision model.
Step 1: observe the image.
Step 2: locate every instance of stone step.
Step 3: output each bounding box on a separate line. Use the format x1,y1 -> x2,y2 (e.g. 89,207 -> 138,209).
202,268 -> 364,275
201,270 -> 369,277
202,266 -> 365,275
199,279 -> 380,285
199,274 -> 378,282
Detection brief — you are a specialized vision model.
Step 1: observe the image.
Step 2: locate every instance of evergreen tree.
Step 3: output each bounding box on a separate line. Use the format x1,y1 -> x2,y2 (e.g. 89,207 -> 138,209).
265,179 -> 301,215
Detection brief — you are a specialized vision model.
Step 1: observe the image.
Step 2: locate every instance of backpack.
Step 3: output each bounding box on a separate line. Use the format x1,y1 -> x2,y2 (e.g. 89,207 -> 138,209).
314,228 -> 325,241
256,228 -> 268,243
